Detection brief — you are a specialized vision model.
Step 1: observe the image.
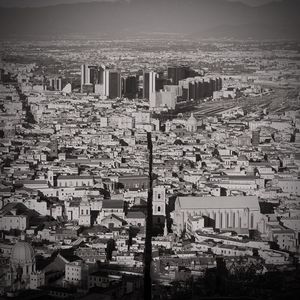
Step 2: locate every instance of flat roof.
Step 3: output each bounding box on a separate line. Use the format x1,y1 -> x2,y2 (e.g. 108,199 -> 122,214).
57,175 -> 93,180
177,196 -> 260,210
102,200 -> 124,209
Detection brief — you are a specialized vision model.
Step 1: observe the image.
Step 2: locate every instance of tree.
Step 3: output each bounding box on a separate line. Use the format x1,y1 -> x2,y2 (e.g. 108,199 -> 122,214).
3,157 -> 12,167
25,109 -> 36,124
290,133 -> 295,143
105,238 -> 116,261
120,139 -> 129,146
189,161 -> 196,168
212,148 -> 219,157
174,139 -> 184,145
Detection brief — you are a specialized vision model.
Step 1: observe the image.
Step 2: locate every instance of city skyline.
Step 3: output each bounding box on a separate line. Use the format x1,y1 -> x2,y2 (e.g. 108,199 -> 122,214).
0,0 -> 299,299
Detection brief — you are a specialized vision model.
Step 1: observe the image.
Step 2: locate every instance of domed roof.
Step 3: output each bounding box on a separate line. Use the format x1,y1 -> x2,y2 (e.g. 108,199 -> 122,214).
11,241 -> 35,266
187,113 -> 197,125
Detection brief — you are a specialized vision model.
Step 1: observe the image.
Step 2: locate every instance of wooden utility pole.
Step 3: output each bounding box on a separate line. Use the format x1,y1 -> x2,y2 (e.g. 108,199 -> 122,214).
144,131 -> 153,300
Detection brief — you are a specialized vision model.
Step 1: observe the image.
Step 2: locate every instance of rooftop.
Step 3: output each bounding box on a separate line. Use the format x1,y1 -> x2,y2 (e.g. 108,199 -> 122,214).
102,200 -> 124,209
177,195 -> 260,210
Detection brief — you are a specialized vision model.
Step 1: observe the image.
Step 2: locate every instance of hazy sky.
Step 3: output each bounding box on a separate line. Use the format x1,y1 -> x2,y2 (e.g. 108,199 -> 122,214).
0,0 -> 280,8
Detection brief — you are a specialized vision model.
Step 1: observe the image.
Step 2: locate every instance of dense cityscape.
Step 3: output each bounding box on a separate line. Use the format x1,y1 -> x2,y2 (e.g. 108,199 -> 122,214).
0,1 -> 300,300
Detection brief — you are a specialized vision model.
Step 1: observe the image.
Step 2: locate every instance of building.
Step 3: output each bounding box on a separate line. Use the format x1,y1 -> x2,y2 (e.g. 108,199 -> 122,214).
267,224 -> 297,252
81,64 -> 105,93
178,76 -> 222,101
143,71 -> 156,107
56,175 -> 94,188
186,215 -> 205,235
49,77 -> 62,91
186,113 -> 197,132
65,260 -> 89,287
108,70 -> 122,99
124,75 -> 138,99
125,211 -> 146,227
237,135 -> 252,147
252,130 -> 260,146
81,65 -> 103,85
132,111 -> 151,124
97,200 -> 125,224
119,175 -> 149,190
95,65 -> 108,96
81,64 -> 97,91
88,271 -> 121,289
0,203 -> 30,231
0,68 -> 4,82
62,83 -> 72,94
5,240 -> 44,291
30,271 -> 45,290
78,201 -> 91,227
155,89 -> 178,109
173,195 -> 261,234
153,186 -> 166,226
275,178 -> 300,195
101,214 -> 127,229
167,66 -> 191,85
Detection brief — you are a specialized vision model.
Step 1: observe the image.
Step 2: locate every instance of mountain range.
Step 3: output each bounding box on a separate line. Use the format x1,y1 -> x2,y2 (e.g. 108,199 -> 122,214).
0,0 -> 299,39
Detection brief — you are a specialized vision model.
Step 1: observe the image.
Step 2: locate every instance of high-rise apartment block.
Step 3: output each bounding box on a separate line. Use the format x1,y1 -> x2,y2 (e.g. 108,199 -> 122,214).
143,71 -> 157,108
49,77 -> 62,91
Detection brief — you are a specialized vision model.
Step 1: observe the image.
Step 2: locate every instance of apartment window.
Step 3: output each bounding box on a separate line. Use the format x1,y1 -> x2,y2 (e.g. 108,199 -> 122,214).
158,206 -> 161,212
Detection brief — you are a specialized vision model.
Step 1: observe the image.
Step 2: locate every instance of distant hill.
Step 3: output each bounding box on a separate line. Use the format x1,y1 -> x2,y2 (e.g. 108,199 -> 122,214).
0,0 -> 299,39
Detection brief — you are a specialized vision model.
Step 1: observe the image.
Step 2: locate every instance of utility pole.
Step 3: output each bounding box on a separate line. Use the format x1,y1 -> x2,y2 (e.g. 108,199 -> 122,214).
144,131 -> 153,300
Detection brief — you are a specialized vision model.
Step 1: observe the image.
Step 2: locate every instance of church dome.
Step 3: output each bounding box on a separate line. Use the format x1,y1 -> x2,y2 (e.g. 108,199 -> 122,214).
187,113 -> 197,125
11,241 -> 35,266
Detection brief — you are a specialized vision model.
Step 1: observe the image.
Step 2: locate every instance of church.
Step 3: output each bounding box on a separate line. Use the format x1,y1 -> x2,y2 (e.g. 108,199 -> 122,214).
4,238 -> 45,294
172,195 -> 261,235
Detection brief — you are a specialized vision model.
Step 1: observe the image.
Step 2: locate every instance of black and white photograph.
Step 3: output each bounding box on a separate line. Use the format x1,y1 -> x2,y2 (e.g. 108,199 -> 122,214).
0,0 -> 299,299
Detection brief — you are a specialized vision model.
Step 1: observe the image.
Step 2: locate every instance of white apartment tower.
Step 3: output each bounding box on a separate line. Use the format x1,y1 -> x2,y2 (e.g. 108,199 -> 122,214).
143,71 -> 157,108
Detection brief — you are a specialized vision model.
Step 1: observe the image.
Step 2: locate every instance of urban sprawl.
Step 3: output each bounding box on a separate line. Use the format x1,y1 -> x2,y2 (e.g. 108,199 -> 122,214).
0,39 -> 300,299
